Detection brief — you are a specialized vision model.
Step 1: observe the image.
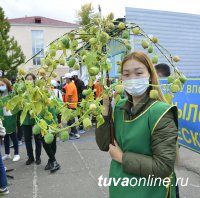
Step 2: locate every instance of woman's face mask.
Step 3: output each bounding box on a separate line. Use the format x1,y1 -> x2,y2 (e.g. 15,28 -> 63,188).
121,59 -> 150,96
122,78 -> 150,96
0,85 -> 7,92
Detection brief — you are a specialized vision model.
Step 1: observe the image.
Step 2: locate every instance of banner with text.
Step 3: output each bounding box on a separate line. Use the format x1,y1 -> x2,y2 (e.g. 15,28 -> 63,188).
160,78 -> 200,154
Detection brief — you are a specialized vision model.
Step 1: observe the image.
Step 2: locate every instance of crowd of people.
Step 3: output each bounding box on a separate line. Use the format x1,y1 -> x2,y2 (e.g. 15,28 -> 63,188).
0,69 -> 96,195
0,58 -> 172,196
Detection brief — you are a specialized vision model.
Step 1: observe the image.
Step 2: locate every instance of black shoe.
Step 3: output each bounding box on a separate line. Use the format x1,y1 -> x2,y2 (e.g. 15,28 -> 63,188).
78,126 -> 83,131
50,161 -> 60,173
44,160 -> 51,170
35,157 -> 41,165
26,157 -> 34,165
69,133 -> 80,140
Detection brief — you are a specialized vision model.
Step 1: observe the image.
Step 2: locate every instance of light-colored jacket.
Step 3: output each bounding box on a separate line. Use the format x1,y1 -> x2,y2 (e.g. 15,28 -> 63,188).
0,119 -> 6,137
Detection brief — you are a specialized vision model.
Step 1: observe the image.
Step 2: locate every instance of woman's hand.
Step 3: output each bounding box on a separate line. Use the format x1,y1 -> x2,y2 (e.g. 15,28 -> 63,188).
109,140 -> 123,163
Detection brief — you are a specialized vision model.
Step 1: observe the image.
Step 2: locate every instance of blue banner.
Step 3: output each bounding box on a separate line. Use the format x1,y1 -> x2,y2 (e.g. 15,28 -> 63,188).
160,77 -> 200,154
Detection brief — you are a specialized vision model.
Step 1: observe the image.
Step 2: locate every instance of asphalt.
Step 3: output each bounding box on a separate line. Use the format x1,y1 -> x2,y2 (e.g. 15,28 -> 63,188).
2,127 -> 200,198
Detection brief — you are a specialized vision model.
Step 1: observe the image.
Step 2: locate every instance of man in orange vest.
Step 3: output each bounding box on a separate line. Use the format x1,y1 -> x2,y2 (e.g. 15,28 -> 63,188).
63,73 -> 80,139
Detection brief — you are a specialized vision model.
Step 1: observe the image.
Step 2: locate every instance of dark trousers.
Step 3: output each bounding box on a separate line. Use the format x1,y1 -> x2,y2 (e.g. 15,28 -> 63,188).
41,136 -> 56,162
68,108 -> 78,134
0,148 -> 7,189
4,132 -> 19,155
77,115 -> 83,130
22,125 -> 41,159
17,114 -> 23,141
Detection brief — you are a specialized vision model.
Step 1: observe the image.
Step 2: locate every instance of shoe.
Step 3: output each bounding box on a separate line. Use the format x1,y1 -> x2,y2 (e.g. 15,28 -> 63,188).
50,161 -> 60,173
26,157 -> 34,165
44,160 -> 51,170
69,134 -> 80,140
2,154 -> 11,161
79,129 -> 85,134
0,187 -> 9,195
13,155 -> 20,162
35,157 -> 41,165
92,122 -> 96,126
18,141 -> 23,146
9,144 -> 14,148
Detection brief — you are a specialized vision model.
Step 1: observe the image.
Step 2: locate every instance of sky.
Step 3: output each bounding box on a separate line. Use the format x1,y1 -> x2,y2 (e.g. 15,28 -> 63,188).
0,0 -> 200,23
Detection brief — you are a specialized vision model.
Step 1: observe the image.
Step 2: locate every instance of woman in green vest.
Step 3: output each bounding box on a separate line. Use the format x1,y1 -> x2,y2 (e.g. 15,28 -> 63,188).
22,73 -> 42,165
95,52 -> 179,198
0,78 -> 20,162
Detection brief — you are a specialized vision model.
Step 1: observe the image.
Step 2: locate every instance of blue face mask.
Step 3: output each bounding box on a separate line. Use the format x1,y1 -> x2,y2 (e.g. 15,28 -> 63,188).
0,85 -> 7,92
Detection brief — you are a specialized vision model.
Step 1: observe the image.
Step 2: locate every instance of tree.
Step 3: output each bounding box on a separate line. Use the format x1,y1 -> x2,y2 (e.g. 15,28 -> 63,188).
76,3 -> 96,26
0,7 -> 25,78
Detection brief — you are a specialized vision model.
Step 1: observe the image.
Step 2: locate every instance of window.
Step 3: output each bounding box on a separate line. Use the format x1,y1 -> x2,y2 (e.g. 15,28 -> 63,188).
32,30 -> 44,66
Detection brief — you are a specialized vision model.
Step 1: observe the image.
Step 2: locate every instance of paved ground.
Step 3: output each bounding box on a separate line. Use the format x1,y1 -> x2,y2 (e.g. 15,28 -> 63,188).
2,127 -> 200,198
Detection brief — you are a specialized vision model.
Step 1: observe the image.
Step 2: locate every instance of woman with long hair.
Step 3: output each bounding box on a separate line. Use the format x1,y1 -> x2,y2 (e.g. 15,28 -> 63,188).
95,51 -> 179,198
0,78 -> 20,162
22,73 -> 42,165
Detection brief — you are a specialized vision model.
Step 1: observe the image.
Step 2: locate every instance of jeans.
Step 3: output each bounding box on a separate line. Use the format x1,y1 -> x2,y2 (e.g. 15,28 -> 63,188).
41,136 -> 56,162
4,132 -> 19,155
0,147 -> 7,189
22,125 -> 41,159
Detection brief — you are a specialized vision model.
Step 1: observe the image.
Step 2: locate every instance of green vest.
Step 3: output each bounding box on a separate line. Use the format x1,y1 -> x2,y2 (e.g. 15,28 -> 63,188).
22,113 -> 35,126
109,99 -> 178,198
2,115 -> 17,134
0,95 -> 17,134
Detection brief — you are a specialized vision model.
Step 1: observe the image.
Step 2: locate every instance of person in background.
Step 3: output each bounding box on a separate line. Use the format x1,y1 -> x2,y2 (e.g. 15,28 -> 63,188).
0,78 -> 20,162
10,79 -> 23,148
40,106 -> 60,173
94,78 -> 103,100
63,73 -> 80,140
155,63 -> 171,77
16,113 -> 23,146
51,79 -> 63,125
0,119 -> 9,195
71,71 -> 85,133
91,77 -> 104,125
51,80 -> 63,102
56,80 -> 61,90
22,73 -> 42,165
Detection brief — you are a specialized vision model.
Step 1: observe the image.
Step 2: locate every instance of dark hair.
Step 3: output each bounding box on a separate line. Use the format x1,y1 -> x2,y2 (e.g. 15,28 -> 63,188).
25,73 -> 36,80
0,78 -> 12,92
155,63 -> 171,77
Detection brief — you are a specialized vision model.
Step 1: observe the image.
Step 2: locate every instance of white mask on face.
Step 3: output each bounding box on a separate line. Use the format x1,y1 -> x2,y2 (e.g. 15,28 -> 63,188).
0,85 -> 7,92
122,77 -> 150,96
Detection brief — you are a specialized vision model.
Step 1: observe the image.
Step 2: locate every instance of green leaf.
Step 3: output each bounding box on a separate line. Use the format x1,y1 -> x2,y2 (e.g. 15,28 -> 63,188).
5,95 -> 20,110
20,106 -> 29,124
44,112 -> 53,121
34,102 -> 43,115
38,119 -> 48,130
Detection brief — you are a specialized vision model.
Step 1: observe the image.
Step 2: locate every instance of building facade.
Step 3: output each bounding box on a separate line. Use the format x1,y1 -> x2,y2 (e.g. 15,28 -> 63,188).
125,7 -> 200,77
8,16 -> 78,77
